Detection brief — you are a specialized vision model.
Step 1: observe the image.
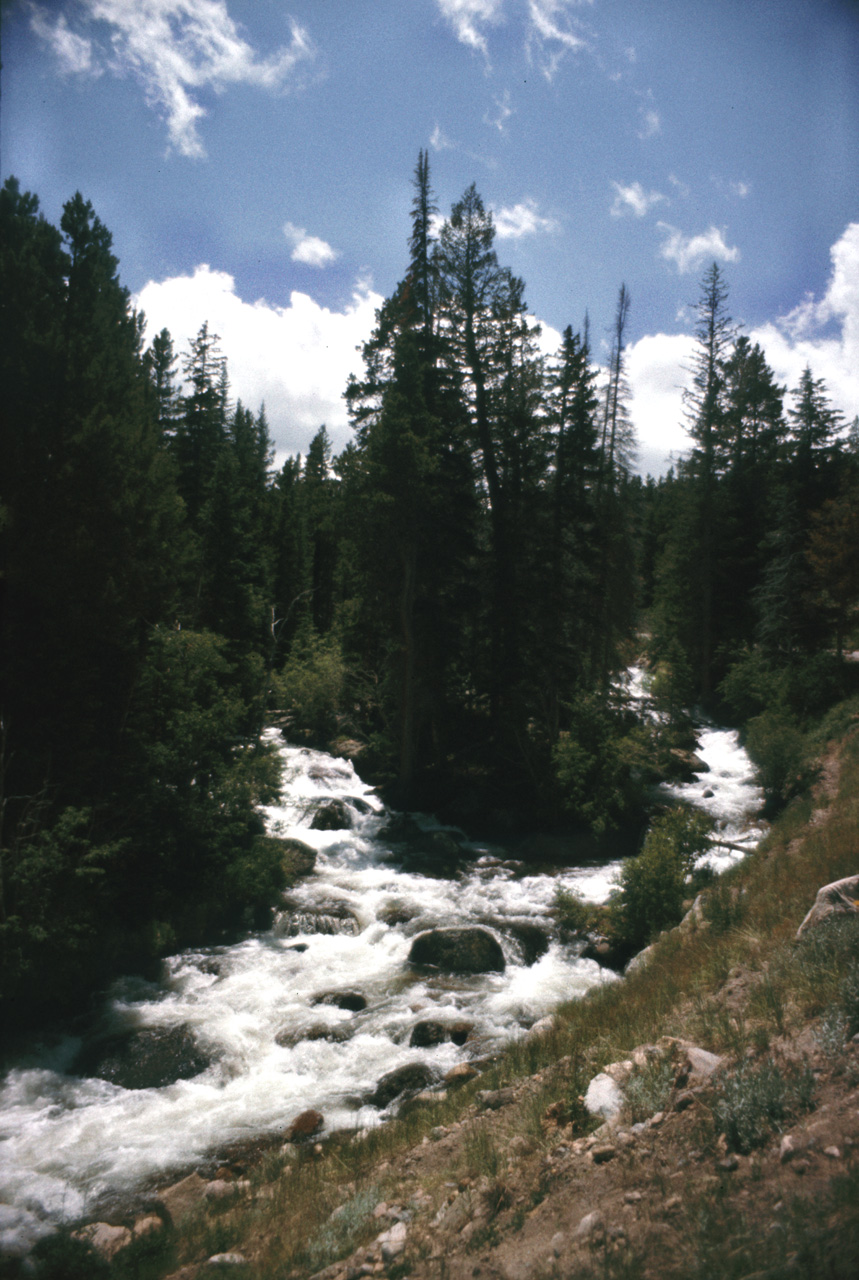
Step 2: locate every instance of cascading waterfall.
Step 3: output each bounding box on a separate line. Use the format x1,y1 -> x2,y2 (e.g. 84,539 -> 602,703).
0,690 -> 765,1259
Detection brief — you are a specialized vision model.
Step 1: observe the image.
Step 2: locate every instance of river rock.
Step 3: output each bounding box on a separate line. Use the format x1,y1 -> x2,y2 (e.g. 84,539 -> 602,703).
410,1020 -> 447,1047
274,901 -> 361,937
156,1171 -> 207,1225
408,927 -> 506,974
79,1025 -> 213,1090
279,837 -> 318,879
444,1063 -> 479,1087
313,991 -> 367,1012
509,922 -> 549,965
285,1109 -> 324,1142
369,1063 -> 438,1108
310,800 -> 354,830
73,1222 -> 132,1262
796,874 -> 859,939
668,748 -> 710,779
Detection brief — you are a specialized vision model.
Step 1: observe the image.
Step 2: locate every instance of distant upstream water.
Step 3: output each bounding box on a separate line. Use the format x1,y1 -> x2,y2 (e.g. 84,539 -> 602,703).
0,680 -> 764,1259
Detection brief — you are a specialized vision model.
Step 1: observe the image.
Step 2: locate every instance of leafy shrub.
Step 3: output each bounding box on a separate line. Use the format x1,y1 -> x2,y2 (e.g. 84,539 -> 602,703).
552,887 -> 593,935
712,1057 -> 815,1153
624,1055 -> 675,1123
744,708 -> 806,807
276,628 -> 346,742
304,1185 -> 380,1272
610,806 -> 713,952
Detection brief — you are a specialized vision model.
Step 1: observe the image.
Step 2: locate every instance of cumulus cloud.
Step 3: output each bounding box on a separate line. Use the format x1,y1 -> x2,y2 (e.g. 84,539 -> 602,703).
494,198 -> 559,238
29,0 -> 315,158
625,332 -> 696,477
610,181 -> 665,218
658,223 -> 740,274
135,265 -> 383,455
283,222 -> 338,268
750,222 -> 859,421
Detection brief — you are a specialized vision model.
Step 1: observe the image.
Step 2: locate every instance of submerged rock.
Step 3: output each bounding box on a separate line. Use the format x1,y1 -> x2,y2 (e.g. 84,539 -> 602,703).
408,927 -> 506,974
311,799 -> 354,830
284,1108 -> 324,1142
78,1025 -> 214,1090
409,1020 -> 448,1047
312,990 -> 367,1011
509,922 -> 550,965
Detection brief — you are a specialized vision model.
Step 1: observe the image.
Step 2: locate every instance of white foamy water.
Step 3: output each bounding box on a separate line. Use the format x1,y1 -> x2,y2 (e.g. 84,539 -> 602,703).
0,708 -> 764,1252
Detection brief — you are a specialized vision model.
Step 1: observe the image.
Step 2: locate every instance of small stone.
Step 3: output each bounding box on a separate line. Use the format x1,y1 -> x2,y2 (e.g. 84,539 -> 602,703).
664,1195 -> 682,1214
591,1144 -> 617,1165
792,1159 -> 810,1176
583,1073 -> 624,1121
377,1220 -> 408,1261
824,1146 -> 841,1159
373,1203 -> 388,1219
718,1155 -> 739,1172
624,1191 -> 643,1204
208,1253 -> 247,1267
650,1111 -> 664,1127
477,1087 -> 516,1110
575,1210 -> 604,1239
205,1179 -> 239,1201
673,1090 -> 696,1112
550,1231 -> 566,1257
445,1063 -> 479,1087
157,1171 -> 208,1226
779,1135 -> 796,1164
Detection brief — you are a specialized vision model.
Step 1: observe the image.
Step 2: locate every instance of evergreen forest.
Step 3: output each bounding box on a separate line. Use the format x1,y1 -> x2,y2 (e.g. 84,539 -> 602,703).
2,155 -> 858,1028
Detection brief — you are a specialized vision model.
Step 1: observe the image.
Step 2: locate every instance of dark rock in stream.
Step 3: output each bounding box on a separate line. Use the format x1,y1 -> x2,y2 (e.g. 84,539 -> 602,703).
78,1026 -> 214,1090
408,927 -> 506,974
310,799 -> 354,830
509,922 -> 550,966
369,1062 -> 439,1108
312,991 -> 367,1011
274,901 -> 361,937
409,1020 -> 448,1047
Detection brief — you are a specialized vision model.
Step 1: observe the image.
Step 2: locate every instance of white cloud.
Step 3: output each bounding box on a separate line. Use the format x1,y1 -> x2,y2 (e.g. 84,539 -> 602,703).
28,6 -> 99,76
750,222 -> 859,421
435,0 -> 504,57
526,0 -> 590,80
625,332 -> 696,476
658,223 -> 740,274
430,123 -> 455,152
494,198 -> 559,238
135,266 -> 383,454
30,0 -> 315,158
610,181 -> 665,218
638,107 -> 661,139
485,89 -> 513,133
731,180 -> 751,199
283,222 -> 338,268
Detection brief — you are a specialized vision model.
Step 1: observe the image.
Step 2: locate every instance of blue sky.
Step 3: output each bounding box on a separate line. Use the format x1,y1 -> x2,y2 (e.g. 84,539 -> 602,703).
3,0 -> 858,475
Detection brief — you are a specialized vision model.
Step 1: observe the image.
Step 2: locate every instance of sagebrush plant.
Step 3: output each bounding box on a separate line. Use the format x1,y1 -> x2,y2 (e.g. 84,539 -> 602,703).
623,1056 -> 675,1124
304,1185 -> 381,1272
712,1056 -> 816,1154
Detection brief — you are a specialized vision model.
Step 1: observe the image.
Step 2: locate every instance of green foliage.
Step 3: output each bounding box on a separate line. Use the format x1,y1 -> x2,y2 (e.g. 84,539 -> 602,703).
712,1056 -> 815,1153
610,806 -> 713,951
28,1233 -> 111,1280
744,708 -> 807,807
552,696 -> 646,833
275,627 -> 347,742
552,887 -> 594,935
304,1185 -> 381,1272
624,1055 -> 675,1124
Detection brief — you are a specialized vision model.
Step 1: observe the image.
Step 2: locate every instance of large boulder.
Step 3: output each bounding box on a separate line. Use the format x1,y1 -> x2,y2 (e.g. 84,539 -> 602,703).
796,874 -> 859,940
408,927 -> 506,974
78,1025 -> 213,1090
369,1063 -> 439,1108
310,800 -> 354,830
583,1072 -> 624,1121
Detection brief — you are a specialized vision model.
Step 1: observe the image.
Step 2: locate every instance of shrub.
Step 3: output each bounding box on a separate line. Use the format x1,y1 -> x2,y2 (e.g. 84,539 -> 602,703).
552,887 -> 593,935
744,708 -> 807,807
624,1055 -> 675,1124
712,1057 -> 815,1153
610,806 -> 713,952
275,628 -> 346,742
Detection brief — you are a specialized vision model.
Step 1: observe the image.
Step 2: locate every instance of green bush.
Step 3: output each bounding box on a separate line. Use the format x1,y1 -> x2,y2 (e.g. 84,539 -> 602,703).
624,1055 -> 675,1123
552,887 -> 593,935
712,1057 -> 815,1153
610,806 -> 713,952
275,627 -> 346,742
744,708 -> 806,807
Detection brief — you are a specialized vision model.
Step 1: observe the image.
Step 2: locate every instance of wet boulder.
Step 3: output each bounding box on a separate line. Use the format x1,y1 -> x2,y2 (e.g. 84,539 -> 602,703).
409,1020 -> 447,1047
312,990 -> 367,1012
668,748 -> 710,780
408,927 -> 506,974
279,837 -> 317,881
79,1025 -> 214,1090
285,1109 -> 324,1142
274,901 -> 361,937
311,799 -> 354,830
509,922 -> 550,966
369,1062 -> 439,1108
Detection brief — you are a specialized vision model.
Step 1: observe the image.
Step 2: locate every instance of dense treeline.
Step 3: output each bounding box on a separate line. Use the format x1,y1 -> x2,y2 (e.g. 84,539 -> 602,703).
1,156 -> 857,1024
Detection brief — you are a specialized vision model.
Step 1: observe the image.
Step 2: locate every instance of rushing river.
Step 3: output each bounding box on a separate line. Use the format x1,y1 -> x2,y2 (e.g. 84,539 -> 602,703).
0,689 -> 764,1258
